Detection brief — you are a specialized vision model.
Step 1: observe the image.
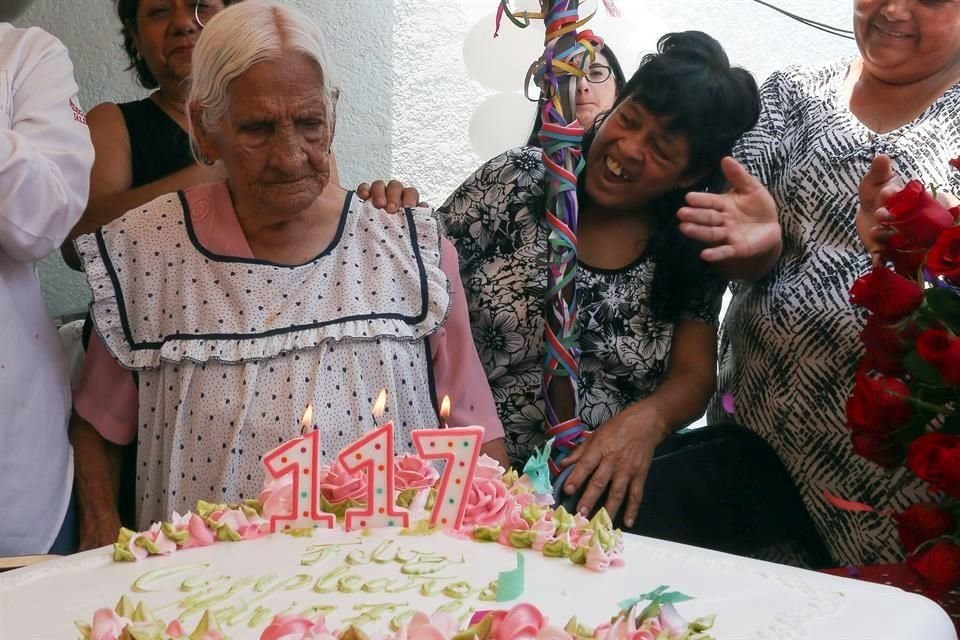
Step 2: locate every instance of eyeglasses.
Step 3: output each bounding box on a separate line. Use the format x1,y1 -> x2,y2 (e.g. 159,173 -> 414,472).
193,1 -> 218,28
525,63 -> 614,101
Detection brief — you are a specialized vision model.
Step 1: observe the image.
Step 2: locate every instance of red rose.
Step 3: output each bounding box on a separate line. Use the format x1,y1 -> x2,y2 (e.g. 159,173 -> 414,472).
908,540 -> 960,598
845,372 -> 912,437
850,431 -> 904,469
880,233 -> 926,277
906,433 -> 960,497
917,328 -> 950,366
937,337 -> 960,386
950,157 -> 960,171
925,225 -> 960,286
894,503 -> 957,552
884,180 -> 956,248
849,266 -> 924,322
860,316 -> 907,358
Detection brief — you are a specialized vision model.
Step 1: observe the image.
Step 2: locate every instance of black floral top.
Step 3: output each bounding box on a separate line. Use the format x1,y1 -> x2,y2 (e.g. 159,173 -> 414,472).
439,147 -> 724,465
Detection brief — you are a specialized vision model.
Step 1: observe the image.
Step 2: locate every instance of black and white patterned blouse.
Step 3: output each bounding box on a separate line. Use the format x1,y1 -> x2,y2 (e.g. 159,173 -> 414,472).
439,147 -> 723,466
710,61 -> 960,566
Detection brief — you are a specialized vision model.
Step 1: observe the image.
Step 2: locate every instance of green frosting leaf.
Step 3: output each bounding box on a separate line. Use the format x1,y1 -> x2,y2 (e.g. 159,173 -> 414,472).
452,613 -> 493,639
507,530 -> 535,548
569,544 -> 588,565
500,469 -> 520,489
520,504 -> 548,526
319,494 -> 364,519
588,507 -> 613,531
160,523 -> 189,546
551,506 -> 575,534
543,537 -> 574,558
472,526 -> 502,542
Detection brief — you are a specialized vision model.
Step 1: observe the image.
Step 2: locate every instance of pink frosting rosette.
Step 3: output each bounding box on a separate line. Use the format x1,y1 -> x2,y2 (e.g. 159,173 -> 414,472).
209,508 -> 266,540
498,502 -> 531,546
393,611 -> 461,640
319,461 -> 367,505
260,614 -> 339,640
394,454 -> 439,491
474,453 -> 507,480
475,603 -> 572,640
89,609 -> 130,640
170,511 -> 215,549
530,516 -> 558,552
462,475 -> 512,528
258,473 -> 294,521
126,523 -> 177,560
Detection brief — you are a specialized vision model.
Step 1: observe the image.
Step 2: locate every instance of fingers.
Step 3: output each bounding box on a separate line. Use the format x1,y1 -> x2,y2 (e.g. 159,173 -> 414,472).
863,154 -> 895,191
394,183 -> 422,209
560,442 -> 585,467
602,472 -> 629,524
699,244 -> 737,263
720,156 -> 763,194
563,440 -> 601,498
678,217 -> 728,246
683,191 -> 728,211
356,182 -> 371,200
359,180 -> 399,213
622,474 -> 646,529
576,460 -> 613,517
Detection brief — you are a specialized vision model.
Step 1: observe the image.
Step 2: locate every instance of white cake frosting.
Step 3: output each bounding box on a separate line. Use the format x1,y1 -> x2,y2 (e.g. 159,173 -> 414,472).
1,525 -> 954,639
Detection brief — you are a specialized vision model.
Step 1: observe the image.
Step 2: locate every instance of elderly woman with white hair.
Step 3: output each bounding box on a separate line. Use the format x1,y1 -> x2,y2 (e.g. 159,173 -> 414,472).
69,0 -> 508,549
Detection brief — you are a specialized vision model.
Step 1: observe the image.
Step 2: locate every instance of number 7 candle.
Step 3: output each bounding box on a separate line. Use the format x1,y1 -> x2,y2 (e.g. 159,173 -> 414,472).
261,405 -> 336,533
338,391 -> 410,531
413,397 -> 484,529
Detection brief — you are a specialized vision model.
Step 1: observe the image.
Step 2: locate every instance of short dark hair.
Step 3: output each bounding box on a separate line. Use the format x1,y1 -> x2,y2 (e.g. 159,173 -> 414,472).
115,0 -> 241,89
525,43 -> 627,148
583,31 -> 761,321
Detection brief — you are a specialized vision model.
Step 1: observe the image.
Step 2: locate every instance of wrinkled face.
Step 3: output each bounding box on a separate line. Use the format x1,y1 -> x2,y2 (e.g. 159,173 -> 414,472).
197,55 -> 336,221
0,0 -> 35,22
584,99 -> 694,213
575,51 -> 619,130
854,0 -> 960,83
131,0 -> 225,85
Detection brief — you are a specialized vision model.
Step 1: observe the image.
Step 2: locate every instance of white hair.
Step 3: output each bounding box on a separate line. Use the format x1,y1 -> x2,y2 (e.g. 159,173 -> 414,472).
187,0 -> 340,143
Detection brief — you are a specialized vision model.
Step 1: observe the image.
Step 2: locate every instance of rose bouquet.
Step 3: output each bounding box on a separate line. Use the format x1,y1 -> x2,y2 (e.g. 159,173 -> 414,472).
846,160 -> 960,597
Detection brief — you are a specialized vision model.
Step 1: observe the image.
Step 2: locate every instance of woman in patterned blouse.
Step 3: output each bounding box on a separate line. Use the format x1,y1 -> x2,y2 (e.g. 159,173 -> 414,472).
680,0 -> 960,565
438,32 -> 760,527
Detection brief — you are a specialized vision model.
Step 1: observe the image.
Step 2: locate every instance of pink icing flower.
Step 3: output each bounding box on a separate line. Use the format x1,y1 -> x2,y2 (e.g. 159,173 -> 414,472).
165,620 -> 188,637
210,509 -> 266,540
487,603 -> 572,640
171,511 -> 215,549
394,454 -> 439,491
260,614 -> 339,640
498,501 -> 530,546
531,517 -> 557,552
89,609 -> 130,640
585,538 -> 610,572
127,523 -> 177,558
319,462 -> 368,504
474,454 -> 506,480
462,476 -> 512,527
394,611 -> 461,640
258,474 -> 294,521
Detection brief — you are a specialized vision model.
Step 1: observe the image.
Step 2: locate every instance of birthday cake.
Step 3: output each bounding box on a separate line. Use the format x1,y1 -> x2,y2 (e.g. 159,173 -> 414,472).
1,428 -> 954,639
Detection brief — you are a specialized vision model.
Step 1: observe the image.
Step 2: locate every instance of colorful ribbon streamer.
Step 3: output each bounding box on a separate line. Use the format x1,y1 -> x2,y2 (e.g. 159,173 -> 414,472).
495,1 -> 612,475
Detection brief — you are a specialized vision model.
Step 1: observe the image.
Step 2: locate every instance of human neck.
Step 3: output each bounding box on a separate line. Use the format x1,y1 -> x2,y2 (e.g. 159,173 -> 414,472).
579,197 -> 655,269
848,57 -> 960,134
234,186 -> 346,265
151,86 -> 188,126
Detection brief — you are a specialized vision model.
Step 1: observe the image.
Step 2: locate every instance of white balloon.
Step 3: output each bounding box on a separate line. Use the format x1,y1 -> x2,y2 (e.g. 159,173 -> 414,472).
463,12 -> 544,92
468,93 -> 538,161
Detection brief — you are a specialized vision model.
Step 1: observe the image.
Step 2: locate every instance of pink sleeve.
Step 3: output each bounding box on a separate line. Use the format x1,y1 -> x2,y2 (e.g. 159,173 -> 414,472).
73,333 -> 139,445
429,237 -> 505,443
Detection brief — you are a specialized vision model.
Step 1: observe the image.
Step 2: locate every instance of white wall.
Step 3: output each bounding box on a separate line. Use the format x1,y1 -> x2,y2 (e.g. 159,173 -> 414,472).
16,0 -> 856,319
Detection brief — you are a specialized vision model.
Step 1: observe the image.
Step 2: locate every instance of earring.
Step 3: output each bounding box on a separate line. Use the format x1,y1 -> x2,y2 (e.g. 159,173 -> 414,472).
201,154 -> 214,166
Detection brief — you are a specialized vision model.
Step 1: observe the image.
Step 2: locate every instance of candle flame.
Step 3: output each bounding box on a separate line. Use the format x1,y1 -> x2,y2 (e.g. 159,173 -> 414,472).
439,395 -> 451,423
372,389 -> 387,420
300,404 -> 313,435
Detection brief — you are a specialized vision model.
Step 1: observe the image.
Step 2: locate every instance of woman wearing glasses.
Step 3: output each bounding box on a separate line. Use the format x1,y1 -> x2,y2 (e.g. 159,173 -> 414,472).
525,44 -> 626,146
440,32 -> 759,528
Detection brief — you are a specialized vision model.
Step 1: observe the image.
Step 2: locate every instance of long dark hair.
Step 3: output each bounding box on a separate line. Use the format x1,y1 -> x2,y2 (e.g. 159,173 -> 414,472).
115,0 -> 242,89
581,31 -> 760,321
526,43 -> 626,148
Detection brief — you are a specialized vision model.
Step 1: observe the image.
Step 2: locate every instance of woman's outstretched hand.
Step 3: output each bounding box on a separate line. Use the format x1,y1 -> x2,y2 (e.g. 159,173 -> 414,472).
856,155 -> 902,265
356,180 -> 425,213
678,157 -> 782,281
559,402 -> 668,528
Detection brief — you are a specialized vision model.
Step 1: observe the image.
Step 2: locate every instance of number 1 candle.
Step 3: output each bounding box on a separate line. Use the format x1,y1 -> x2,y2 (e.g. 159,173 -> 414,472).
337,392 -> 410,531
261,405 -> 335,533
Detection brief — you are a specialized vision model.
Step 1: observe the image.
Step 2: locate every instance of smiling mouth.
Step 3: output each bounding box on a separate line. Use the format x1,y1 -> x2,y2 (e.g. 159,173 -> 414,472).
873,23 -> 912,39
604,155 -> 632,182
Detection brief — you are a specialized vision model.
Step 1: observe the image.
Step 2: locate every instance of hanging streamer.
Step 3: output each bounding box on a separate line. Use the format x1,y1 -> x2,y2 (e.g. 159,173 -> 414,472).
495,1 -> 614,475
